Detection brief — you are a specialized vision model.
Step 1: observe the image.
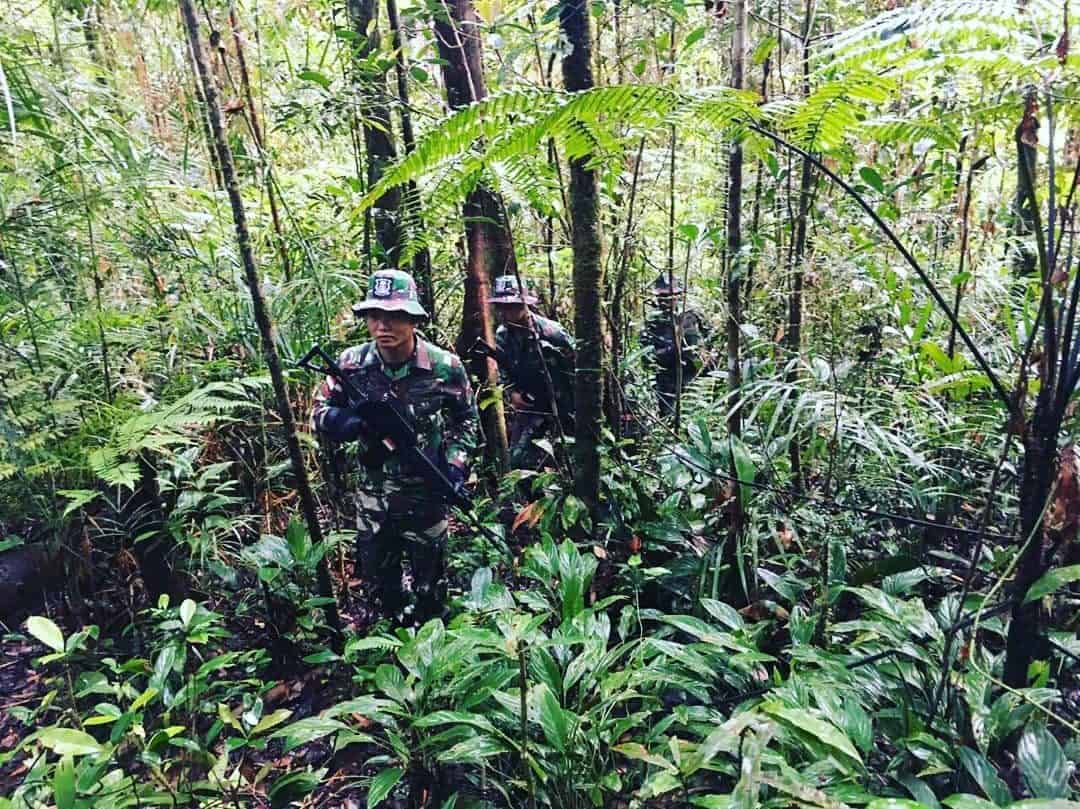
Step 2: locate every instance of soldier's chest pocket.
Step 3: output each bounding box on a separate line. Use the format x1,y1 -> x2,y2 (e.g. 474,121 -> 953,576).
408,386 -> 450,420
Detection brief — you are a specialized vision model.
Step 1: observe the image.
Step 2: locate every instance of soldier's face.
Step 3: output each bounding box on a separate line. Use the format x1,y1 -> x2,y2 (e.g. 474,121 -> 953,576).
366,310 -> 416,352
495,303 -> 529,326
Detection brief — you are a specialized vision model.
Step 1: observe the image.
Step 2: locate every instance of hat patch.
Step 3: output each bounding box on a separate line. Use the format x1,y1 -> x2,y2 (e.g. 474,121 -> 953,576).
372,276 -> 394,297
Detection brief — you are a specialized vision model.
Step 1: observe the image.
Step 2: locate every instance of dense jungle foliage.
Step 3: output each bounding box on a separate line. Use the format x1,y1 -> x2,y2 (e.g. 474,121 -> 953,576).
2,0 -> 1080,805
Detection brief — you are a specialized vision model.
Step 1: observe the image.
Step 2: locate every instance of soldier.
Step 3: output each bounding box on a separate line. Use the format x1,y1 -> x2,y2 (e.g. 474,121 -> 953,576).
312,269 -> 477,624
643,273 -> 713,415
487,275 -> 575,470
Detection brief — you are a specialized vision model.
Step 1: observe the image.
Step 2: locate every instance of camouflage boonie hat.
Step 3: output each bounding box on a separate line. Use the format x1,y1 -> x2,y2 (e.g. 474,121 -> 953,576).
353,269 -> 428,318
652,273 -> 685,297
489,274 -> 538,305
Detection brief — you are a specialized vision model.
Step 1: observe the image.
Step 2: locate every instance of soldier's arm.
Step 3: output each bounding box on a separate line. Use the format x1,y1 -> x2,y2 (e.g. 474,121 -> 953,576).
444,355 -> 479,472
644,318 -> 678,364
311,349 -> 365,442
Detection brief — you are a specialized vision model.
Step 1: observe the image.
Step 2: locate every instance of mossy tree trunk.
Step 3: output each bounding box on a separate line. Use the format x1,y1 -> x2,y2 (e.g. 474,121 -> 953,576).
559,0 -> 604,515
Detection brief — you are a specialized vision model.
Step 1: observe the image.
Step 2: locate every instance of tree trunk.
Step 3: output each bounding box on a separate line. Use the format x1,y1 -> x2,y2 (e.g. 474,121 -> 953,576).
179,0 -> 342,638
347,0 -> 404,266
785,0 -> 816,493
433,0 -> 510,473
386,0 -> 435,315
724,0 -> 748,599
560,0 -> 604,515
229,4 -> 292,281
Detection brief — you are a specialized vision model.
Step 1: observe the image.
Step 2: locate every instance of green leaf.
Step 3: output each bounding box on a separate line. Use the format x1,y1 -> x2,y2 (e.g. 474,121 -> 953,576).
1006,802 -> 1080,809
1015,726 -> 1068,799
682,25 -> 707,51
943,794 -> 1001,809
367,767 -> 403,808
272,717 -> 351,752
613,742 -> 677,771
1023,565 -> 1080,603
868,801 -> 932,809
27,616 -> 65,653
762,702 -> 862,769
958,747 -> 1011,806
252,709 -> 293,736
179,599 -> 196,629
859,166 -> 885,193
297,70 -> 332,89
53,754 -> 75,809
36,728 -> 104,756
536,683 -> 570,753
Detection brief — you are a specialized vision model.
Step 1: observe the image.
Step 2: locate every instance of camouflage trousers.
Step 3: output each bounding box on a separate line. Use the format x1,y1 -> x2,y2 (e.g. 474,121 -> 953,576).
508,411 -> 556,471
354,487 -> 448,624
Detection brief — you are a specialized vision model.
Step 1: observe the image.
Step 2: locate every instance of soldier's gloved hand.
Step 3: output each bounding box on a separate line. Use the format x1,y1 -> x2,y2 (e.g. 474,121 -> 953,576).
317,406 -> 366,443
446,464 -> 469,499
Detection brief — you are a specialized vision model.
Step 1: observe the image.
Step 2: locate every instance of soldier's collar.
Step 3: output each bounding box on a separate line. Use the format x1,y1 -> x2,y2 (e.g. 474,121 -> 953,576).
413,338 -> 433,370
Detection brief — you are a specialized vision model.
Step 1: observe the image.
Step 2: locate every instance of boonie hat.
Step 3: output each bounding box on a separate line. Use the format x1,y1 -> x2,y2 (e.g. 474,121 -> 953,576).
352,269 -> 428,318
489,274 -> 538,305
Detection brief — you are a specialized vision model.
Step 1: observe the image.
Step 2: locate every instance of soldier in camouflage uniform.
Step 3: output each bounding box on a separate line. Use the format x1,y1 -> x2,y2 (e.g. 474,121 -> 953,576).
643,273 -> 713,415
312,270 -> 478,623
488,275 -> 575,470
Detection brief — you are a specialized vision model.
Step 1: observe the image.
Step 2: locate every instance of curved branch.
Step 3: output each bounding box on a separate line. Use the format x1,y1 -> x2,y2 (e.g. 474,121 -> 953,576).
749,123 -> 1017,416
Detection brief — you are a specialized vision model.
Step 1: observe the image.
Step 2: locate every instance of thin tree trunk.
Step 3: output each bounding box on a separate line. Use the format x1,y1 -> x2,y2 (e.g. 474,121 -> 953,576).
434,0 -> 510,473
560,0 -> 604,515
724,0 -> 748,599
179,0 -> 342,638
229,5 -> 292,281
385,0 -> 435,315
347,0 -> 404,265
785,0 -> 816,493
1005,98 -> 1058,687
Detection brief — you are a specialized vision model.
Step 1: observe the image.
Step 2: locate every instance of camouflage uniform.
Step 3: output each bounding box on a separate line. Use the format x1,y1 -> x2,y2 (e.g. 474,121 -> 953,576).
643,274 -> 713,415
312,271 -> 477,622
489,276 -> 575,469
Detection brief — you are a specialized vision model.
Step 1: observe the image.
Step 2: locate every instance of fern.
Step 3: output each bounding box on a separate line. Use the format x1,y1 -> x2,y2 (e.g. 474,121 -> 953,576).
88,376 -> 271,489
353,85 -> 760,222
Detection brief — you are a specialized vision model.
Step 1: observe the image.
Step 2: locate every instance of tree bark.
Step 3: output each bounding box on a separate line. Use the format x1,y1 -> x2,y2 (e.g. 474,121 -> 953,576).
386,0 -> 435,315
560,0 -> 604,515
179,0 -> 342,638
724,0 -> 748,599
347,0 -> 404,266
433,0 -> 510,473
785,0 -> 816,493
229,5 -> 292,281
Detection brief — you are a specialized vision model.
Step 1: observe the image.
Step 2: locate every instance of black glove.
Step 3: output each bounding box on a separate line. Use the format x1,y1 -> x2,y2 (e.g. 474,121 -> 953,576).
317,406 -> 367,443
446,464 -> 468,499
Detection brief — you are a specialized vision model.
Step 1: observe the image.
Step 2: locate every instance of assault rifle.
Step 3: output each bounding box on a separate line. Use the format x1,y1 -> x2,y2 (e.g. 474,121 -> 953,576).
297,345 -> 470,511
469,337 -> 574,419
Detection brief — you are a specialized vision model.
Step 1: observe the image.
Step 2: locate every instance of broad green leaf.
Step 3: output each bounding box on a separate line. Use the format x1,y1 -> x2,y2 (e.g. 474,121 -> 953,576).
130,688 -> 158,712
1023,565 -> 1080,604
613,742 -> 677,771
859,166 -> 885,193
413,711 -> 495,733
297,70 -> 332,89
868,801 -> 932,809
536,683 -> 570,753
943,794 -> 1001,809
272,717 -> 350,752
53,754 -> 75,809
762,702 -> 862,768
179,599 -> 196,629
1015,726 -> 1068,799
252,709 -> 293,736
27,616 -> 65,653
367,767 -> 403,808
36,728 -> 103,756
958,747 -> 1011,806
